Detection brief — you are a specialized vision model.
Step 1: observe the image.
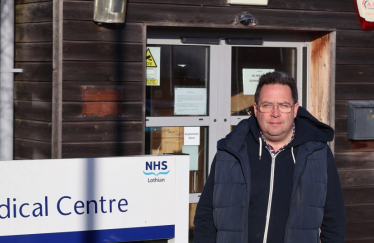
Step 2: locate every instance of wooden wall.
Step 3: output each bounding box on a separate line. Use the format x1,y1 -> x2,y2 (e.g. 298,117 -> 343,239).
336,28 -> 374,242
61,2 -> 144,158
15,0 -> 53,159
14,0 -> 374,241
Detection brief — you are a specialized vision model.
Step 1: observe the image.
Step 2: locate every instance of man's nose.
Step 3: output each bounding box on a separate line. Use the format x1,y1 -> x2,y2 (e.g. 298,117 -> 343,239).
271,105 -> 281,116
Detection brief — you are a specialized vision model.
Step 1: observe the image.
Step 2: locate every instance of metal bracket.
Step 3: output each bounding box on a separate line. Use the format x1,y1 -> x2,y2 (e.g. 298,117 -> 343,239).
0,68 -> 23,73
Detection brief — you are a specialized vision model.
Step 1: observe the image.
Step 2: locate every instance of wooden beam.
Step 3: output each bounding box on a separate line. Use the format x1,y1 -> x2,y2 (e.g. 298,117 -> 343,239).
329,31 -> 336,153
141,24 -> 146,154
310,32 -> 331,125
52,0 -> 62,158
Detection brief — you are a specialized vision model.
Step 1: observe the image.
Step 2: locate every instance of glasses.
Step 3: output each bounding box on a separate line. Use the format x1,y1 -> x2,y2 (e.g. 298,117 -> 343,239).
258,102 -> 294,113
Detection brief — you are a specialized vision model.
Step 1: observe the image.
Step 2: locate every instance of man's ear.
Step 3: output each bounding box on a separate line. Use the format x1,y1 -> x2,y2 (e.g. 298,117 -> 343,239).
254,103 -> 258,117
293,103 -> 299,118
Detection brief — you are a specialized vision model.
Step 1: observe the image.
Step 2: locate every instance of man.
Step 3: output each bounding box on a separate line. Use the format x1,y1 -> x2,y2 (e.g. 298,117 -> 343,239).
193,71 -> 346,243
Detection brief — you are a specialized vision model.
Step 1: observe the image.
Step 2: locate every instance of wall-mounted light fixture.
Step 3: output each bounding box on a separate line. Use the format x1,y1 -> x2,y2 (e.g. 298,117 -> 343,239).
235,12 -> 258,26
94,0 -> 127,24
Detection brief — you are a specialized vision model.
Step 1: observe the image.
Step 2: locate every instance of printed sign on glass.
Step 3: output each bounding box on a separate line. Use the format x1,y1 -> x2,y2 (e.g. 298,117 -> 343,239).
242,69 -> 274,95
146,47 -> 161,86
174,88 -> 207,115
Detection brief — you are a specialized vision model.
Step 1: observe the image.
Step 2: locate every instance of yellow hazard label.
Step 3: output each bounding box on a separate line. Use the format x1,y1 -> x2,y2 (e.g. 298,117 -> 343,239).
146,49 -> 157,67
147,79 -> 159,85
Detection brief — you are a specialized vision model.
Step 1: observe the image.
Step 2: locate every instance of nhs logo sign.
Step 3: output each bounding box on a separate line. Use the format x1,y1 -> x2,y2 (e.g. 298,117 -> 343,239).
143,161 -> 170,183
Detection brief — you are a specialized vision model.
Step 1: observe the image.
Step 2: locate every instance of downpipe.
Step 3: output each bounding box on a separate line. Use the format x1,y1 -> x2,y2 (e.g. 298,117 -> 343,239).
0,0 -> 22,160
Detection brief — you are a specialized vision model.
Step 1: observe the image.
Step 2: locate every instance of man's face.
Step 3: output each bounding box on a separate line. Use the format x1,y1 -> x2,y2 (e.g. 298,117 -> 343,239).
254,84 -> 299,147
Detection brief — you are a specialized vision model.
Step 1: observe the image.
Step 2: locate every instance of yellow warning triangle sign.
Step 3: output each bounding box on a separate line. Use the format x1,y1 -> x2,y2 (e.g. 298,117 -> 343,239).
146,48 -> 157,67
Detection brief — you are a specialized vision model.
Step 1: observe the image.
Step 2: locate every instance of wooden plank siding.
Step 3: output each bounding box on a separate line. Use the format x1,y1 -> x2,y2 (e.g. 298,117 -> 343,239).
334,17 -> 374,243
13,0 -> 374,241
62,121 -> 142,142
15,0 -> 51,3
14,138 -> 51,159
15,2 -> 53,23
15,120 -> 52,142
336,65 -> 374,83
66,0 -> 355,12
61,11 -> 144,157
63,2 -> 360,30
62,141 -> 142,158
63,62 -> 143,81
14,0 -> 53,159
15,81 -> 52,101
15,22 -> 53,42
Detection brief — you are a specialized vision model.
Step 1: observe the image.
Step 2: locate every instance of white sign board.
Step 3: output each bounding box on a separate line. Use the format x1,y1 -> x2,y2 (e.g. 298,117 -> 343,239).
356,0 -> 374,22
146,47 -> 161,86
174,88 -> 207,115
242,68 -> 274,95
0,155 -> 189,243
228,0 -> 268,6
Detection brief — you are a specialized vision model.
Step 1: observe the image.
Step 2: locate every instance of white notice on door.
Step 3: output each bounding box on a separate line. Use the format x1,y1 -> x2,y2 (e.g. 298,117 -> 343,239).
243,69 -> 274,95
184,127 -> 200,146
174,88 -> 207,115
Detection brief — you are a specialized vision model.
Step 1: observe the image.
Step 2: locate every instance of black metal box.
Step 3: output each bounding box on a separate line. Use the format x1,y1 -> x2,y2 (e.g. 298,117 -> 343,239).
347,101 -> 374,140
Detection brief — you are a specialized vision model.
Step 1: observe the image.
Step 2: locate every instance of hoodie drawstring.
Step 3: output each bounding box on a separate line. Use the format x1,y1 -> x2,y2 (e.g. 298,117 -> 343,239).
259,137 -> 262,160
291,147 -> 296,164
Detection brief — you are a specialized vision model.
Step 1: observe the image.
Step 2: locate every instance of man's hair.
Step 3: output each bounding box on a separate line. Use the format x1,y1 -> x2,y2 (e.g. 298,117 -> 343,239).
254,71 -> 298,104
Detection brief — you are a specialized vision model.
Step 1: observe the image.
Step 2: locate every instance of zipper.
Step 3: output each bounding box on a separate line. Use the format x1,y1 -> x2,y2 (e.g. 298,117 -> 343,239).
263,152 -> 277,243
297,182 -> 302,208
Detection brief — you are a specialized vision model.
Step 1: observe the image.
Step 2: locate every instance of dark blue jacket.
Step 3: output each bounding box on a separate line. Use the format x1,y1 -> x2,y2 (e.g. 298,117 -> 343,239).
194,107 -> 346,243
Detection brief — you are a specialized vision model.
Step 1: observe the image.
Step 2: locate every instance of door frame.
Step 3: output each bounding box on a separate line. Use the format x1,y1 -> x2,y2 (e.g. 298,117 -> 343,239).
145,28 -> 336,201
146,38 -> 310,162
145,36 -> 315,203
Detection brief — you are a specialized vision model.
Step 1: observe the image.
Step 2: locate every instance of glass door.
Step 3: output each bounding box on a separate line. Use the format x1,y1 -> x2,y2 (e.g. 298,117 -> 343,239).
145,37 -> 309,241
227,43 -> 305,133
146,38 -> 308,194
145,40 -> 220,204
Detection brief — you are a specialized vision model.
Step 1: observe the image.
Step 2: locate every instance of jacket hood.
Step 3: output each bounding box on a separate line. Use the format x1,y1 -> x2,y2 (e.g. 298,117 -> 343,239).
292,106 -> 334,146
218,106 -> 334,151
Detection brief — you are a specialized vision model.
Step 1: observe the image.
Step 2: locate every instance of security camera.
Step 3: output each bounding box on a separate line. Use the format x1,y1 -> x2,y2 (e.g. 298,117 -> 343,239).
235,12 -> 258,26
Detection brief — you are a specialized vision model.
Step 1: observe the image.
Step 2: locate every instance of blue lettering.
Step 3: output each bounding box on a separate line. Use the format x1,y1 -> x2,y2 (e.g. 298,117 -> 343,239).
20,203 -> 30,218
118,199 -> 128,212
74,201 -> 84,215
57,196 -> 71,216
161,161 -> 167,170
145,161 -> 152,170
13,198 -> 16,218
154,161 -> 161,170
109,199 -> 116,212
100,196 -> 107,213
146,161 -> 168,170
0,198 -> 10,219
32,203 -> 43,217
45,196 -> 48,216
87,200 -> 98,214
